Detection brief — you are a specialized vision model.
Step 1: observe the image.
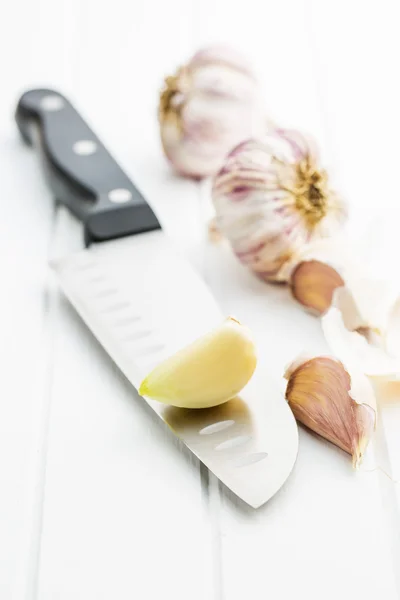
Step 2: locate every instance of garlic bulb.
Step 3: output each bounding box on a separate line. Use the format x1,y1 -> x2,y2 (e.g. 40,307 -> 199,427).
158,45 -> 265,179
284,355 -> 376,467
212,130 -> 347,282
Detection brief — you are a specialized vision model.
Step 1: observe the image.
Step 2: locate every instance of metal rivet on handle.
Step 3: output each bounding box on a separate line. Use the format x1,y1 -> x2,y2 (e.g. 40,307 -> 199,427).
40,95 -> 65,111
108,188 -> 132,204
73,140 -> 98,156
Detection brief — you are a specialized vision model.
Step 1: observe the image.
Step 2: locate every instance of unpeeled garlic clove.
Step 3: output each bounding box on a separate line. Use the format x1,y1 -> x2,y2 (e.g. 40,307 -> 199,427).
290,259 -> 344,315
139,317 -> 257,409
287,236 -> 400,324
284,355 -> 376,467
284,237 -> 361,315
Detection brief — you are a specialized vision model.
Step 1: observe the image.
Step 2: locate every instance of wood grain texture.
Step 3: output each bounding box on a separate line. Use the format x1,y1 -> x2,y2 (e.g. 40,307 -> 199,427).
1,0 -> 400,599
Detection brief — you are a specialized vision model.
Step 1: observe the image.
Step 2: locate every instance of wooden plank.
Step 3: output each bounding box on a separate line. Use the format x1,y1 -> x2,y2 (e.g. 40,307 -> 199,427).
32,1 -> 216,599
36,212 -> 214,600
3,1 -> 400,599
195,0 -> 400,597
0,125 -> 54,598
0,6 -> 64,597
307,0 -> 400,589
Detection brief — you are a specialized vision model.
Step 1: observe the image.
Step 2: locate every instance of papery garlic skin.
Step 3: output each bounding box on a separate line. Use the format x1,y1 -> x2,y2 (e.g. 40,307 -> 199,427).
334,278 -> 399,338
322,287 -> 400,381
158,46 -> 265,179
212,130 -> 347,282
286,237 -> 399,319
385,297 -> 400,362
285,356 -> 376,467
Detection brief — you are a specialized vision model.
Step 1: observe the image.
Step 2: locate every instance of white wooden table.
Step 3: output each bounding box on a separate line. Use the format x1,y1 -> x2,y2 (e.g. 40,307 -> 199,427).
2,1 -> 400,598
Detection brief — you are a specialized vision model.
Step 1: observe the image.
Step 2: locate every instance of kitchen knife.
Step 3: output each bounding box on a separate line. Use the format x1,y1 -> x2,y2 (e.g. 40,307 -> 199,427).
16,88 -> 298,508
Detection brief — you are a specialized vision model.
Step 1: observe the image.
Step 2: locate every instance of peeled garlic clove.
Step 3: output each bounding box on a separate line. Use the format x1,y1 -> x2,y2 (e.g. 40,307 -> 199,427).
158,45 -> 265,179
284,356 -> 376,467
322,286 -> 400,380
212,130 -> 347,282
139,317 -> 257,409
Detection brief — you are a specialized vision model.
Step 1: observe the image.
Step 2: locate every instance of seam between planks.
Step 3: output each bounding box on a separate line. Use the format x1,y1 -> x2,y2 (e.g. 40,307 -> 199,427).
303,2 -> 400,596
28,280 -> 60,600
197,177 -> 225,600
28,207 -> 87,600
12,208 -> 60,600
188,0 -> 227,577
372,404 -> 400,597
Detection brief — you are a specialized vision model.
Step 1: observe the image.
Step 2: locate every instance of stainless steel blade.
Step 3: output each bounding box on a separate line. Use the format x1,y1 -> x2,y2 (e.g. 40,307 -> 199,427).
52,229 -> 298,507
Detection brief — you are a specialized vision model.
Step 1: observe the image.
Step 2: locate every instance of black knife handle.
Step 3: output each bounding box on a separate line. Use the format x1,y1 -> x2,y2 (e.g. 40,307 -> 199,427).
15,88 -> 160,245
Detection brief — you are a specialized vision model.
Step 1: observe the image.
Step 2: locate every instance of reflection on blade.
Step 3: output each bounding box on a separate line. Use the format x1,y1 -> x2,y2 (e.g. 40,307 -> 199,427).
163,388 -> 298,508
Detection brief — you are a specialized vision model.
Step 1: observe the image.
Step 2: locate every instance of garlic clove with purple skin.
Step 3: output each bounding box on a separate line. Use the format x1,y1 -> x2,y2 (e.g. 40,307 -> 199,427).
158,45 -> 266,179
212,130 -> 347,283
284,355 -> 376,467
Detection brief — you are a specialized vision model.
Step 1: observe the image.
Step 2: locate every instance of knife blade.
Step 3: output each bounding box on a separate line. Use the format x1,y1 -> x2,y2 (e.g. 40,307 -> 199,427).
15,88 -> 298,508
